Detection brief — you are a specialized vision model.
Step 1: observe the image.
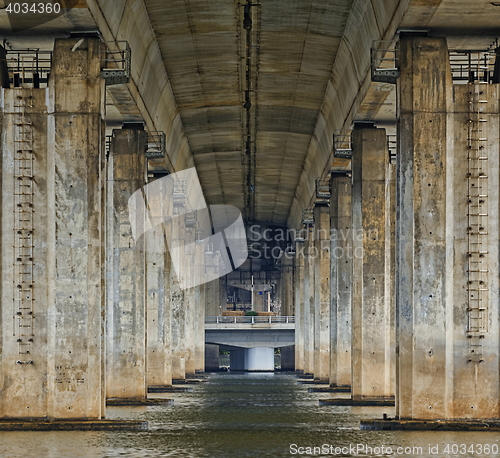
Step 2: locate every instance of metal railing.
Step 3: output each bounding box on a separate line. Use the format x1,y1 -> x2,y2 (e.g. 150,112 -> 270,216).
315,178 -> 331,199
371,41 -> 400,84
101,41 -> 131,85
333,131 -> 352,159
302,207 -> 314,226
145,131 -> 166,159
284,243 -> 296,256
1,50 -> 52,89
449,50 -> 498,84
387,134 -> 397,164
205,316 -> 295,324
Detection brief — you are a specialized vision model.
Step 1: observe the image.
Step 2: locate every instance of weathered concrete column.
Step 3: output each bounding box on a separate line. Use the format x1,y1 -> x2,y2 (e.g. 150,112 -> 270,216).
245,348 -> 274,371
276,251 -> 295,316
106,126 -> 147,400
386,156 -> 396,397
204,259 -> 220,371
329,174 -> 352,388
303,226 -> 315,376
314,204 -> 330,382
0,38 -> 105,419
194,239 -> 206,372
351,124 -> 393,401
281,346 -> 295,371
219,277 -> 227,313
295,238 -> 305,372
280,253 -> 294,316
146,244 -> 172,387
395,35 -> 500,420
170,208 -> 186,380
146,179 -> 172,388
183,222 -> 196,377
205,274 -> 220,316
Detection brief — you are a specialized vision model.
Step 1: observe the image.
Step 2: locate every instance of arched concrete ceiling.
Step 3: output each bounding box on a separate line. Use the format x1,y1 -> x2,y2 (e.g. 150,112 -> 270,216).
143,0 -> 354,226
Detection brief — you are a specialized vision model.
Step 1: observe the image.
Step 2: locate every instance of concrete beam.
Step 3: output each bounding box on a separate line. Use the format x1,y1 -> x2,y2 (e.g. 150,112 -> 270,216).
205,329 -> 295,348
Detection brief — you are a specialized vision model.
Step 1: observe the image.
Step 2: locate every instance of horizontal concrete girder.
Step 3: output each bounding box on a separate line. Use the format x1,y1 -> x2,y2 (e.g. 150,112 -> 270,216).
205,329 -> 295,349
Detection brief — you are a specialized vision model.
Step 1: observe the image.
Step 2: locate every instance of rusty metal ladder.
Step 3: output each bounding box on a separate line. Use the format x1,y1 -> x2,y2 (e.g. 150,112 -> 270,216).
466,81 -> 489,363
13,91 -> 35,364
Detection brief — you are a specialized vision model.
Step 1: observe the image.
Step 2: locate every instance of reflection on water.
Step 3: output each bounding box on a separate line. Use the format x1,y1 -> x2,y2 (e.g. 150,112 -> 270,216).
0,372 -> 499,457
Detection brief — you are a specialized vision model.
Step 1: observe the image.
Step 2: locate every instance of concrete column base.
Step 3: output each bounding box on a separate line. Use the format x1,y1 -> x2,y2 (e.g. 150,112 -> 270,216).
297,379 -> 329,385
308,386 -> 351,393
320,398 -> 395,407
360,419 -> 500,431
106,398 -> 174,406
147,385 -> 193,393
0,420 -> 148,431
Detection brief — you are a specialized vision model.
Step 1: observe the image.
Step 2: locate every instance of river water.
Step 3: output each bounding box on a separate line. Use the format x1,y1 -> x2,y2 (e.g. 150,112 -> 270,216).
0,372 -> 499,458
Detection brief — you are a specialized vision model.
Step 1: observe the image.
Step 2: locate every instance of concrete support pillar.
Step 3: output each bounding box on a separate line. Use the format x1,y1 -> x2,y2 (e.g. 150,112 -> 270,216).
329,175 -> 352,388
295,239 -> 305,372
219,277 -> 227,313
146,182 -> 172,387
314,205 -> 330,382
386,156 -> 396,397
205,253 -> 222,317
245,348 -> 274,371
230,349 -> 245,371
170,209 -> 186,380
183,223 -> 196,377
396,35 -> 500,420
204,260 -> 220,372
205,344 -> 220,372
288,258 -> 295,316
281,346 -> 295,371
106,126 -> 147,400
303,226 -> 315,376
280,254 -> 294,316
205,278 -> 219,316
229,348 -> 275,371
194,240 -> 206,372
351,124 -> 393,401
0,38 -> 106,419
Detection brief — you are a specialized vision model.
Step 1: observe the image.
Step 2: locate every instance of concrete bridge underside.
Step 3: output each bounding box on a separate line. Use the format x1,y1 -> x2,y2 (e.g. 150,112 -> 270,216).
0,0 -> 499,429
